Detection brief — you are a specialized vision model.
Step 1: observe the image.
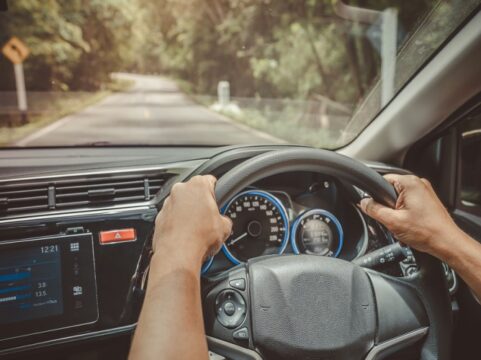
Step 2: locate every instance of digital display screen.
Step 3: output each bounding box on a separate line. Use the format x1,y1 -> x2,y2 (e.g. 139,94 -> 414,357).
0,245 -> 64,324
0,234 -> 98,342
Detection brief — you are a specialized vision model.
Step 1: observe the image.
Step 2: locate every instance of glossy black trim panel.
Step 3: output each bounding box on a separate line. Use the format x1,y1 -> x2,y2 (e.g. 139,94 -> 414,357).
0,324 -> 136,357
0,205 -> 151,225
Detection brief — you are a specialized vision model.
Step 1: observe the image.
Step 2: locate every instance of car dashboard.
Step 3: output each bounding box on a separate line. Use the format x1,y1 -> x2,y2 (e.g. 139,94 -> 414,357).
0,145 -> 414,359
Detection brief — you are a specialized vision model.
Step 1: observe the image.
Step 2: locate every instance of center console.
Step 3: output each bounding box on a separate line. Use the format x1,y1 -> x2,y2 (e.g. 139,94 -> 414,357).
0,205 -> 157,356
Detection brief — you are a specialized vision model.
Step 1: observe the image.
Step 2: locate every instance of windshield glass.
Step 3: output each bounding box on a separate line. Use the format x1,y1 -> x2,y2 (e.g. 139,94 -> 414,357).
0,0 -> 479,148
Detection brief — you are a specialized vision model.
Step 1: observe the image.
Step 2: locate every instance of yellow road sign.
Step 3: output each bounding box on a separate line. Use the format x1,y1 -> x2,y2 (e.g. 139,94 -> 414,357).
2,36 -> 30,64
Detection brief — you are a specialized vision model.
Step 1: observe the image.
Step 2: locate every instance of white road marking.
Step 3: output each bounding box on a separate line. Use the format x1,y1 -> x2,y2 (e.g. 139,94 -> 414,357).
14,94 -> 117,146
15,115 -> 75,146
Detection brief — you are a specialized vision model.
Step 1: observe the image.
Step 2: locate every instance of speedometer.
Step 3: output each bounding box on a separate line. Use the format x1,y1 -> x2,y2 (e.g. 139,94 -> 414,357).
221,190 -> 289,264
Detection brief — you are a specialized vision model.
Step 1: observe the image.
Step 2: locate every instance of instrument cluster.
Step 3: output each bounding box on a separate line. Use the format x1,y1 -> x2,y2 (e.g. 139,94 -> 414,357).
203,172 -> 390,274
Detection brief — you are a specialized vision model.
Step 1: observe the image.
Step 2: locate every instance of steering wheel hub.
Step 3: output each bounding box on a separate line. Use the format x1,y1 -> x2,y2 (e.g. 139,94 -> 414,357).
249,255 -> 376,360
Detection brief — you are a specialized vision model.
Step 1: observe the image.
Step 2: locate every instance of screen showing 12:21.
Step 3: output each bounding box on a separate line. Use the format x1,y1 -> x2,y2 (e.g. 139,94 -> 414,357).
0,244 -> 64,325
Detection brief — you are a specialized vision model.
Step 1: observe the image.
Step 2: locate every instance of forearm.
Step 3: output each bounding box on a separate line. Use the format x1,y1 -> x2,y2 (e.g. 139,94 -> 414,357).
129,252 -> 209,360
434,229 -> 481,300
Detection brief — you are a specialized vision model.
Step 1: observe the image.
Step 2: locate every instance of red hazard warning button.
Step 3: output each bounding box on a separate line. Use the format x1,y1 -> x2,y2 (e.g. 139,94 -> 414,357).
99,228 -> 137,244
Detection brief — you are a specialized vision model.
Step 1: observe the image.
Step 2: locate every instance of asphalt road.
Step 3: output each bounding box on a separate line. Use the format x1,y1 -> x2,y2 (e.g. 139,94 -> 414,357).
17,74 -> 282,146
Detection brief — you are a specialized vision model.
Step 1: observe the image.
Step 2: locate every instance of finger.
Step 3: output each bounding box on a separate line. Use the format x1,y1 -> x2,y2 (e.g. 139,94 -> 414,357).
204,175 -> 217,197
204,174 -> 217,187
383,174 -> 404,194
420,178 -> 430,186
156,198 -> 170,220
170,181 -> 185,195
162,196 -> 171,207
420,178 -> 436,195
420,178 -> 446,210
206,242 -> 222,259
359,197 -> 398,226
388,174 -> 426,191
383,173 -> 404,184
221,215 -> 233,240
420,178 -> 435,197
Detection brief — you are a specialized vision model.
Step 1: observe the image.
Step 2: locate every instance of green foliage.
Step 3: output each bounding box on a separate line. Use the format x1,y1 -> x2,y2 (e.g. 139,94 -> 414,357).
133,0 -> 434,103
0,0 -> 145,91
0,0 -> 438,101
221,106 -> 340,149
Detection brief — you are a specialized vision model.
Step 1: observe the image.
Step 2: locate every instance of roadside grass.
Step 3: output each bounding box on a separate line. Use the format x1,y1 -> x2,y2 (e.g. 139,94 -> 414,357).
190,94 -> 341,149
223,107 -> 339,148
0,78 -> 133,146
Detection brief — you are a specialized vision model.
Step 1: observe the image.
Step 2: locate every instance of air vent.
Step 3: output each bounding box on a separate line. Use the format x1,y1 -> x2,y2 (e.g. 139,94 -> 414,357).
0,182 -> 50,215
0,171 -> 173,217
54,173 -> 170,210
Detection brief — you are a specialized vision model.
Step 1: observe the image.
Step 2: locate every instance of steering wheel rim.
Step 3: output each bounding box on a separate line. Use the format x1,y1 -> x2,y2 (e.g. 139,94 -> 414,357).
202,148 -> 452,360
214,148 -> 397,209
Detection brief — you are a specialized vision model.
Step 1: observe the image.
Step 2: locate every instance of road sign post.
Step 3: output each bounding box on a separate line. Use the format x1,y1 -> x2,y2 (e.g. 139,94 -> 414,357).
14,63 -> 28,122
2,36 -> 30,124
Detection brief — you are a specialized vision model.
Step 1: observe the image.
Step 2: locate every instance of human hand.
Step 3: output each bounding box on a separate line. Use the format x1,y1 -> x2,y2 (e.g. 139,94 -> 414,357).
359,174 -> 461,257
152,175 -> 232,272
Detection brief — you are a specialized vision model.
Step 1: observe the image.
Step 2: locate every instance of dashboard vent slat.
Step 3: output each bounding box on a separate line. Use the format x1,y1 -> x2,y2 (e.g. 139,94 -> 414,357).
56,179 -> 145,191
6,204 -> 49,213
53,172 -> 171,210
7,195 -> 49,203
0,183 -> 49,214
0,188 -> 47,196
0,171 -> 173,217
56,187 -> 145,199
55,195 -> 147,209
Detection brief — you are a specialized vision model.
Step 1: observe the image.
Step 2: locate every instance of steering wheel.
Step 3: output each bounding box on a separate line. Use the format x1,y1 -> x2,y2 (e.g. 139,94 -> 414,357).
202,148 -> 453,360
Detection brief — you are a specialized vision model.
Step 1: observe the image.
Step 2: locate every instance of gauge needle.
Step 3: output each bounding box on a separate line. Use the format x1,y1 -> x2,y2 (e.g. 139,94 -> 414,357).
228,232 -> 248,246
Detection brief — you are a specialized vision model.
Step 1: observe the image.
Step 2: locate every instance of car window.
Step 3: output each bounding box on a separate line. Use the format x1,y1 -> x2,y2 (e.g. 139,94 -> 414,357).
460,115 -> 481,210
0,0 -> 479,148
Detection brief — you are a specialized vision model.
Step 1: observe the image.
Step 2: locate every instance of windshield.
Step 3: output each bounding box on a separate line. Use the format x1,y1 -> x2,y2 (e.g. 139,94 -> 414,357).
0,0 -> 479,148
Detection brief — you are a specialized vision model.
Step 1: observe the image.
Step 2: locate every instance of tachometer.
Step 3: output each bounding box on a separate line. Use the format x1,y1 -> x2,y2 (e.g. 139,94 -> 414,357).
291,209 -> 343,257
221,190 -> 289,264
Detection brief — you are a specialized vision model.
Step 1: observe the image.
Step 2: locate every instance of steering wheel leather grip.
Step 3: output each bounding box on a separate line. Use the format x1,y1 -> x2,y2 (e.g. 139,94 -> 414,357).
215,148 -> 397,209
204,148 -> 451,360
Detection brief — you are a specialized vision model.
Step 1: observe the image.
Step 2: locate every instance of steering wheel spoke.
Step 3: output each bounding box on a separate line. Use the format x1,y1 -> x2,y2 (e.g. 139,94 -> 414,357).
202,265 -> 261,358
364,269 -> 429,359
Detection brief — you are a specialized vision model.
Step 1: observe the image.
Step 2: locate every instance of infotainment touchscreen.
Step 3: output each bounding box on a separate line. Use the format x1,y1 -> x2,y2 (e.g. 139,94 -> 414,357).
0,244 -> 64,324
0,233 -> 98,341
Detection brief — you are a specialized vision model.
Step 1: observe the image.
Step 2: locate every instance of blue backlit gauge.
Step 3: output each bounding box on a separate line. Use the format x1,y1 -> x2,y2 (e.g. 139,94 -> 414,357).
221,190 -> 289,265
201,257 -> 214,274
291,209 -> 344,257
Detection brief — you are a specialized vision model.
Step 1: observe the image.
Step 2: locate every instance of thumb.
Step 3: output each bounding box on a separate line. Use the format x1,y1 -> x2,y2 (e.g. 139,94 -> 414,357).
359,197 -> 398,226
